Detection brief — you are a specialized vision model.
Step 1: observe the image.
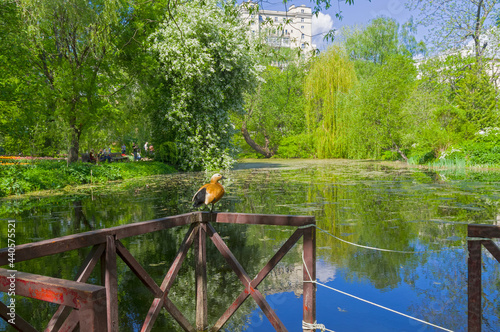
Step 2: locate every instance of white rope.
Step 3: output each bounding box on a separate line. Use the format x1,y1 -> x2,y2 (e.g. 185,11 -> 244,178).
301,253 -> 454,332
302,320 -> 335,332
467,237 -> 492,241
300,224 -> 463,254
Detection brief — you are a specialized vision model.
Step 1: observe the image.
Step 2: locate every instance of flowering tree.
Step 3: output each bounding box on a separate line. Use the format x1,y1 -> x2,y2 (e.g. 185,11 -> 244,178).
149,0 -> 258,171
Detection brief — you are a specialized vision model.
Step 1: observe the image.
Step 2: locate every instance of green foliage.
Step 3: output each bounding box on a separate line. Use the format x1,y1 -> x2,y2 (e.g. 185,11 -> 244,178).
0,161 -> 176,197
462,128 -> 500,166
239,61 -> 308,158
340,17 -> 425,79
154,142 -> 178,165
304,46 -> 357,158
454,67 -> 498,137
149,0 -> 258,171
277,134 -> 314,158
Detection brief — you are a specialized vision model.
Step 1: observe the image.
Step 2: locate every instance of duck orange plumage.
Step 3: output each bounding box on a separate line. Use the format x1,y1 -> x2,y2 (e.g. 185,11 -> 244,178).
192,173 -> 226,212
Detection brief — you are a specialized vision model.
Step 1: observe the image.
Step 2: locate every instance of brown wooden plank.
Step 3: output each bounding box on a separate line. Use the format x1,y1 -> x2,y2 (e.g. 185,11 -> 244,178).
163,296 -> 196,332
302,227 -> 316,332
0,300 -> 39,332
79,295 -> 107,332
115,241 -> 162,297
104,235 -> 119,332
141,224 -> 197,332
0,269 -> 106,308
468,240 -> 482,332
468,224 -> 500,239
56,310 -> 79,332
212,228 -> 304,331
195,223 -> 208,331
0,213 -> 199,266
208,212 -> 315,227
206,223 -> 287,331
483,240 -> 500,263
47,244 -> 105,332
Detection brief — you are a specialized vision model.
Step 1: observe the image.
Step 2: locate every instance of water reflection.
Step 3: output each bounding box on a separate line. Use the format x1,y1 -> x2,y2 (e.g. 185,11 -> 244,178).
1,159 -> 500,331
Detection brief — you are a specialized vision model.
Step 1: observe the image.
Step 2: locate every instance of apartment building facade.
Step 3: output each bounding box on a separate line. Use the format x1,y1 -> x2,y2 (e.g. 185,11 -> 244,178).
240,1 -> 315,55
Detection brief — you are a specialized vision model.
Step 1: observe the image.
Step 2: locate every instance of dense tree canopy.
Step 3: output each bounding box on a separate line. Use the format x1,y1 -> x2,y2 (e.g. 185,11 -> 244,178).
148,0 -> 258,171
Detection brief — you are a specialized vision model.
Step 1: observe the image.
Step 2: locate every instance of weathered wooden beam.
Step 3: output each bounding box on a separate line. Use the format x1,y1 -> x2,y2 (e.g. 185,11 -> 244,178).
0,269 -> 106,308
482,240 -> 500,263
116,241 -> 162,297
212,228 -> 304,331
205,212 -> 315,227
206,223 -> 287,331
0,213 -> 199,266
468,240 -> 482,332
0,300 -> 39,332
141,224 -> 197,332
46,244 -> 105,332
195,223 -> 208,331
104,236 -> 119,332
302,227 -> 316,332
468,224 -> 500,239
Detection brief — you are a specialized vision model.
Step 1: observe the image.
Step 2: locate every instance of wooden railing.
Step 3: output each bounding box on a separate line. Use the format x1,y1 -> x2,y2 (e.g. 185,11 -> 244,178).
0,212 -> 316,332
468,224 -> 500,332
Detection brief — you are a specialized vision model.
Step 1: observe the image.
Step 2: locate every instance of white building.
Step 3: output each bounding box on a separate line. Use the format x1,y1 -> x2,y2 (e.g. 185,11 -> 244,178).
240,1 -> 315,56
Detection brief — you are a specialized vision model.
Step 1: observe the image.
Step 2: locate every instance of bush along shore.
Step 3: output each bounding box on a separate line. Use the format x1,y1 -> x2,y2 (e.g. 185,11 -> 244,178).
0,159 -> 176,197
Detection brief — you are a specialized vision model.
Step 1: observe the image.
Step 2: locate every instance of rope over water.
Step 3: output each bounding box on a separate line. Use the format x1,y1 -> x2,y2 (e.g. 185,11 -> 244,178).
302,320 -> 335,332
299,224 -> 464,254
301,252 -> 454,332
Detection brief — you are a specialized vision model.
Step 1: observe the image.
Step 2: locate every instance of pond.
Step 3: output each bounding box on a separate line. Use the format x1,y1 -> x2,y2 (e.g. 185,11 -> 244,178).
1,159 -> 500,332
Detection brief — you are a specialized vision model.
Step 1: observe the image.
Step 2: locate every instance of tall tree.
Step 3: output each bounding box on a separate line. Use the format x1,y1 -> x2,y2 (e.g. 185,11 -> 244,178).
340,16 -> 425,79
149,0 -> 258,171
304,46 -> 357,158
356,54 -> 417,161
239,56 -> 308,158
10,0 -> 136,162
407,0 -> 499,60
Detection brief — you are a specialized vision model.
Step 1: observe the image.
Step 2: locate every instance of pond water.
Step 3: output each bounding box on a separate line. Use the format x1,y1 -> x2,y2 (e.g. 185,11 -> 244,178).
1,159 -> 500,332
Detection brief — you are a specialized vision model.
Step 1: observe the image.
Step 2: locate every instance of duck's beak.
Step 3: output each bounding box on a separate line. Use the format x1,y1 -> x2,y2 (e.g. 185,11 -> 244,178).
221,175 -> 227,180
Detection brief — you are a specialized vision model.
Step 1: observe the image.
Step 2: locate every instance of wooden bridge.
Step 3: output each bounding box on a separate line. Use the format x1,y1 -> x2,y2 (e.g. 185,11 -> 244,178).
0,212 -> 316,332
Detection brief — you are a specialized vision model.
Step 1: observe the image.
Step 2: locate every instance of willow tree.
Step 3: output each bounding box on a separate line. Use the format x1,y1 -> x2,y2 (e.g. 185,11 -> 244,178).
304,47 -> 357,158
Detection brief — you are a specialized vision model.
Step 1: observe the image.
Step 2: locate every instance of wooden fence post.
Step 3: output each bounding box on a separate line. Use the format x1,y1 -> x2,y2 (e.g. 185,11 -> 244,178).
104,235 -> 119,332
302,226 -> 316,332
195,223 -> 208,332
468,239 -> 482,332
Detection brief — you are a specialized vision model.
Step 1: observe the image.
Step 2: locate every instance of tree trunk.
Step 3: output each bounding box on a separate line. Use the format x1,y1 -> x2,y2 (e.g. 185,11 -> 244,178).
241,121 -> 276,158
393,144 -> 408,162
68,116 -> 82,163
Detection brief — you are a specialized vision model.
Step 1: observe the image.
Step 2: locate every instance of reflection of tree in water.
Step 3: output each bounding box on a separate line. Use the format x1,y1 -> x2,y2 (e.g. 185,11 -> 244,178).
403,250 -> 467,331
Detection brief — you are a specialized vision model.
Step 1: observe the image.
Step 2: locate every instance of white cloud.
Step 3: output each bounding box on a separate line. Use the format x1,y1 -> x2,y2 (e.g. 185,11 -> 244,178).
312,12 -> 334,50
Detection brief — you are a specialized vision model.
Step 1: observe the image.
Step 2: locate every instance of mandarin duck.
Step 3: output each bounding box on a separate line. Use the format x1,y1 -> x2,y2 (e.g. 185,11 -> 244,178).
192,173 -> 226,212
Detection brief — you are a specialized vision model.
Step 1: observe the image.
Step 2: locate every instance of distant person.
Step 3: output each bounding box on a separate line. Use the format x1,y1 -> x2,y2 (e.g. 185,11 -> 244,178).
103,148 -> 111,163
121,144 -> 126,155
144,142 -> 148,156
89,150 -> 96,163
149,145 -> 154,156
133,143 -> 138,161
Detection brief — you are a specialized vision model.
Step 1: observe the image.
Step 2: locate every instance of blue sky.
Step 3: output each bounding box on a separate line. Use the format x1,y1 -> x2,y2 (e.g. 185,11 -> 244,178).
253,0 -> 428,50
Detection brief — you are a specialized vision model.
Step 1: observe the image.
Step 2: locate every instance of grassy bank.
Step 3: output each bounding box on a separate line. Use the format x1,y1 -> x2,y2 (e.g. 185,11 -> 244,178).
0,159 -> 176,197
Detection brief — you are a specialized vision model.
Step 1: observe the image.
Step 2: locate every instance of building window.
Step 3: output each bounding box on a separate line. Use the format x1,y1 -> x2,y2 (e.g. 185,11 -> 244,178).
283,17 -> 286,22
301,25 -> 304,29
301,18 -> 304,22
302,33 -> 305,39
301,43 -> 305,49
301,9 -> 304,13
275,17 -> 278,22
